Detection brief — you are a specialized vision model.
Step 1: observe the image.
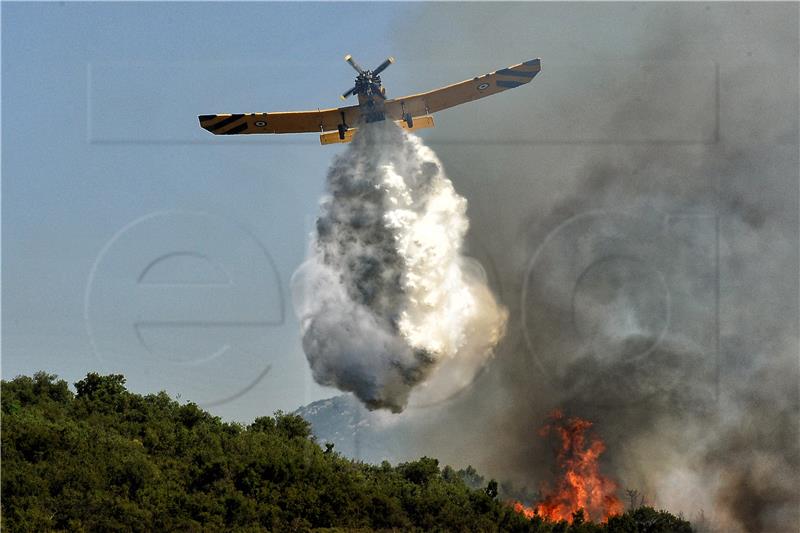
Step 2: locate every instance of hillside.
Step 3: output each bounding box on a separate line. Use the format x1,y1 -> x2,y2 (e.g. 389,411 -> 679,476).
2,372 -> 693,532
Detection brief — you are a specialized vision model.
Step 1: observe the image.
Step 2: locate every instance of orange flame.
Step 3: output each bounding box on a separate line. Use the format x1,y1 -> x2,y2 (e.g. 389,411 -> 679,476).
513,410 -> 623,524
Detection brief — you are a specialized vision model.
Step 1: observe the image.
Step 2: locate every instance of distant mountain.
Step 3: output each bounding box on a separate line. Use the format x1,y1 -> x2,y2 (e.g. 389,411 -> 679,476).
295,394 -> 413,464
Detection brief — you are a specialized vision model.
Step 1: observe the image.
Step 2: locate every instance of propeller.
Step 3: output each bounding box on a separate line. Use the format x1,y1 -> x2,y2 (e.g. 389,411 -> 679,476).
344,54 -> 364,74
341,86 -> 356,100
340,55 -> 394,100
372,56 -> 394,76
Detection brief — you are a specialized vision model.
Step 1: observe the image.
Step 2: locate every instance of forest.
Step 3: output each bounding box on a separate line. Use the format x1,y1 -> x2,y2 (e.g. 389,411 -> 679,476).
2,372 -> 694,532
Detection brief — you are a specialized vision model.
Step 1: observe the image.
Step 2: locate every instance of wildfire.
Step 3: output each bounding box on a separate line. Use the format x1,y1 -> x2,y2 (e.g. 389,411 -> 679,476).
513,410 -> 623,524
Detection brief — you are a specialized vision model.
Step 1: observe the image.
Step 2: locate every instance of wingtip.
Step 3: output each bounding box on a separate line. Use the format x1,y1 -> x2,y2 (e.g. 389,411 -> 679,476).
344,54 -> 352,61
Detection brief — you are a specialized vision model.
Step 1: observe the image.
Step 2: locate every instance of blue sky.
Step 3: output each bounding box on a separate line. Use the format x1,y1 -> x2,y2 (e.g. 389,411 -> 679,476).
2,2 -> 419,420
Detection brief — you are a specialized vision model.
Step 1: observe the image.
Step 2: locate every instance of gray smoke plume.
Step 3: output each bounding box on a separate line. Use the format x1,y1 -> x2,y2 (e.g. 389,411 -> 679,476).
357,3 -> 798,532
292,121 -> 507,412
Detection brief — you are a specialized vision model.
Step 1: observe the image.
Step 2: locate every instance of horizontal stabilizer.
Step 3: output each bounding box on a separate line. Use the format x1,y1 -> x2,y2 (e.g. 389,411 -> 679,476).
398,115 -> 435,131
320,129 -> 357,145
319,116 -> 436,145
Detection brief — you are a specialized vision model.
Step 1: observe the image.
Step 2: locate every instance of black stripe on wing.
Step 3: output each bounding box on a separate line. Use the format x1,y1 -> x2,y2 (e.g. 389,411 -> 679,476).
219,122 -> 249,135
207,114 -> 245,132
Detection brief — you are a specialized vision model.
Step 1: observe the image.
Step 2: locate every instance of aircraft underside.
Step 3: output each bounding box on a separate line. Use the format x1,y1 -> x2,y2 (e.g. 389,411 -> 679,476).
199,55 -> 541,145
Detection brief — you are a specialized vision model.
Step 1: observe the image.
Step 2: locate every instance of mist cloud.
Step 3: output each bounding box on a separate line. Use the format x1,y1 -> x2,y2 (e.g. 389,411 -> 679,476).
292,121 -> 507,412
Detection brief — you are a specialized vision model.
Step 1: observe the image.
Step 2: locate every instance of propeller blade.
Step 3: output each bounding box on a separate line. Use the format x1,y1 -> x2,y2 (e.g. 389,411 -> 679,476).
341,86 -> 357,100
372,56 -> 395,76
371,84 -> 386,99
344,54 -> 364,74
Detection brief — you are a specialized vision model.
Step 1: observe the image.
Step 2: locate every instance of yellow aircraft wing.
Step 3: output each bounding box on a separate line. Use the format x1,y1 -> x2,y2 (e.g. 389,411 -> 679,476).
198,105 -> 361,135
383,58 -> 541,121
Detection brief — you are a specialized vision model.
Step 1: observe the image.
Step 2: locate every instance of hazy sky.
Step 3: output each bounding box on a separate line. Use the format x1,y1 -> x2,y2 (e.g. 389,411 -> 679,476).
3,2 -> 797,434
2,2 -> 423,420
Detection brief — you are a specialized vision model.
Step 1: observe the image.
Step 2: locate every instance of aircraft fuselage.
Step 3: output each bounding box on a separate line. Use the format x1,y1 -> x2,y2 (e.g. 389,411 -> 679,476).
357,92 -> 386,123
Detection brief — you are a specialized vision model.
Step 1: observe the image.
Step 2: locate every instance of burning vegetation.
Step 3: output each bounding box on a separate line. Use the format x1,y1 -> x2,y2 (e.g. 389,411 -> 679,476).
513,410 -> 624,524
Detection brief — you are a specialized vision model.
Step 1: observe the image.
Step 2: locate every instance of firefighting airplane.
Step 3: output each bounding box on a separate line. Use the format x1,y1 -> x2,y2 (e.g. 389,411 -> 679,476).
198,54 -> 541,145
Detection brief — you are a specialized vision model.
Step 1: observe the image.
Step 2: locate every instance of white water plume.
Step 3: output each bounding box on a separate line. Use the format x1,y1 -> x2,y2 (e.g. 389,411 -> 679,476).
292,121 -> 507,412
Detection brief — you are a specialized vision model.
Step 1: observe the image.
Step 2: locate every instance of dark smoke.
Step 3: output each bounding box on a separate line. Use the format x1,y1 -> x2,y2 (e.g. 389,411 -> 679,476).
369,3 -> 798,532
